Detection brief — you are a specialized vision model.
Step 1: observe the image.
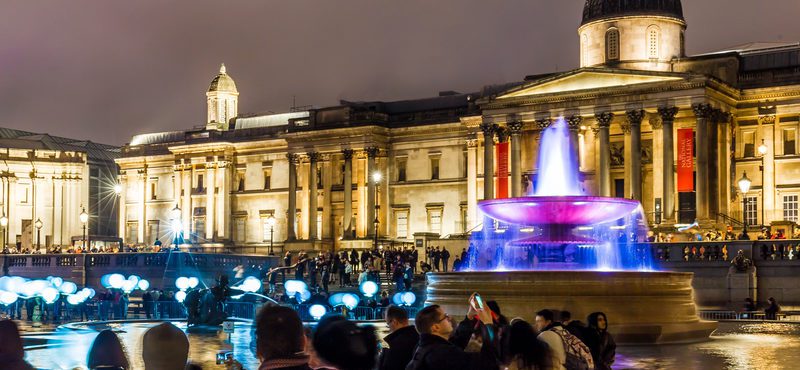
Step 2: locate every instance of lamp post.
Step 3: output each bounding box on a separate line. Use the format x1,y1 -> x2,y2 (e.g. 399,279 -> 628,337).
738,172 -> 752,239
758,140 -> 768,227
113,183 -> 122,195
372,171 -> 382,251
1,213 -> 8,250
79,207 -> 89,250
170,204 -> 181,250
34,218 -> 43,252
266,215 -> 276,255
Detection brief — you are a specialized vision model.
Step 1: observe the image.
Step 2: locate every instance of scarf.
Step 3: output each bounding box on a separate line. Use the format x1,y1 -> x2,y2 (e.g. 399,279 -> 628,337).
257,355 -> 311,370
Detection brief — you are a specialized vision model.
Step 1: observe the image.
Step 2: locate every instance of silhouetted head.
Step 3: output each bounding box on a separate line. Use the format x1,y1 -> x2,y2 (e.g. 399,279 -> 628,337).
0,319 -> 34,370
142,322 -> 189,370
587,312 -> 609,332
255,305 -> 305,361
87,330 -> 129,369
313,315 -> 377,370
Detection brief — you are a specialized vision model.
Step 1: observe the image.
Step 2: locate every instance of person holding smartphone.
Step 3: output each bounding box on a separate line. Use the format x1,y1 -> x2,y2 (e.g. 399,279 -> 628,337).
406,293 -> 499,370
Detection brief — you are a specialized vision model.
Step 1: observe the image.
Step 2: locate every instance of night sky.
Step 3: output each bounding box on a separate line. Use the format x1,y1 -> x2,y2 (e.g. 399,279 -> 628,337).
1,1 -> 798,145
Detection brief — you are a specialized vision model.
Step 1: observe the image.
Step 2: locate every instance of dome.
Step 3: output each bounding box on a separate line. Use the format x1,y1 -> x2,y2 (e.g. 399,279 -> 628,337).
208,63 -> 238,93
582,0 -> 684,25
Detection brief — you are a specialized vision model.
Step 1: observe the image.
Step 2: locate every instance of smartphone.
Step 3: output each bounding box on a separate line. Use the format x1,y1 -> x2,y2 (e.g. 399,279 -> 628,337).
216,351 -> 233,365
471,293 -> 484,311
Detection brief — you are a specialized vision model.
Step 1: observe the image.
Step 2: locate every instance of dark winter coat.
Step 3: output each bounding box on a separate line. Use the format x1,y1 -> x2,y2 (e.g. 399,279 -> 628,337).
585,313 -> 616,370
379,325 -> 420,370
406,329 -> 498,370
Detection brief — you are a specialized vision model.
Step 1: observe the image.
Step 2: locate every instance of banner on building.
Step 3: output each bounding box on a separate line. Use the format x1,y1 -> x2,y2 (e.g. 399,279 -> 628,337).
496,141 -> 509,198
677,128 -> 694,192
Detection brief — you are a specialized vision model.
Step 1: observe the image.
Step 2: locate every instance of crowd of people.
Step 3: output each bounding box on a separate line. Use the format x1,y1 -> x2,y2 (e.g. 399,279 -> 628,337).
0,292 -> 616,370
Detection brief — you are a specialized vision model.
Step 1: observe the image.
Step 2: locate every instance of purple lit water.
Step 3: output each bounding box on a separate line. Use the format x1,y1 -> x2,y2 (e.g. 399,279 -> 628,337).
469,118 -> 652,272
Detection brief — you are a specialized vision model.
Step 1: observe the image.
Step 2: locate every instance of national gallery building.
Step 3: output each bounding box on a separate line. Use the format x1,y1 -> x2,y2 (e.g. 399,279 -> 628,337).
117,0 -> 800,252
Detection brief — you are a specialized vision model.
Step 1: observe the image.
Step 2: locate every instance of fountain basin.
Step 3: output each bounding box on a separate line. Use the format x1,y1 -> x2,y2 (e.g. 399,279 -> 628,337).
479,196 -> 641,226
425,270 -> 717,344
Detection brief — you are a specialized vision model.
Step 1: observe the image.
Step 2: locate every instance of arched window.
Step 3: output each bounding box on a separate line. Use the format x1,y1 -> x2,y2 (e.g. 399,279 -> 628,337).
647,26 -> 660,59
605,28 -> 620,62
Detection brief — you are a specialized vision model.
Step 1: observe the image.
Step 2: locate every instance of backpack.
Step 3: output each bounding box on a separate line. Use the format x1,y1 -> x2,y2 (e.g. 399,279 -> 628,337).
551,327 -> 594,370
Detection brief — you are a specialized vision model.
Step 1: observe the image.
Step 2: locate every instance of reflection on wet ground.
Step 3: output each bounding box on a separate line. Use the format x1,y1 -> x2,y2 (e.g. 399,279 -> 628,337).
24,321 -> 800,369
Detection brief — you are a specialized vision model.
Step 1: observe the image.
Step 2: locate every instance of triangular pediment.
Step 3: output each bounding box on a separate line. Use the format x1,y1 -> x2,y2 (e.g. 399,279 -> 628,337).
498,69 -> 686,99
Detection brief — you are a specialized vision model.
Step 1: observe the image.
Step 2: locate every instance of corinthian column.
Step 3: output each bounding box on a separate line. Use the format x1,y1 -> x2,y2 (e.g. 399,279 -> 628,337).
466,138 -> 478,229
286,153 -> 298,240
567,115 -> 583,167
595,112 -> 613,197
508,117 -> 524,197
626,110 -> 645,201
659,106 -> 679,222
480,122 -> 495,200
693,103 -> 713,221
342,149 -> 354,239
365,147 -> 379,238
308,152 -> 320,241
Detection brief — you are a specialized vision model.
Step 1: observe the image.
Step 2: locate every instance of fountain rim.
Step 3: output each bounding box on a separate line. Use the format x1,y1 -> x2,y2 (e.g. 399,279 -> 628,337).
478,195 -> 642,226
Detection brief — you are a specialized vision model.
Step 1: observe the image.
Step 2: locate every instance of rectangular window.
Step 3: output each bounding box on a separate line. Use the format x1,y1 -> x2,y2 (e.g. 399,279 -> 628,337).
126,222 -> 138,244
784,195 -> 799,222
397,158 -> 407,182
196,174 -> 205,192
263,168 -> 272,190
192,217 -> 206,243
233,217 -> 246,243
744,196 -> 758,226
150,180 -> 158,200
743,131 -> 755,158
262,214 -> 275,242
427,208 -> 442,235
395,210 -> 409,239
237,171 -> 245,192
431,157 -> 440,180
147,220 -> 159,245
784,128 -> 796,155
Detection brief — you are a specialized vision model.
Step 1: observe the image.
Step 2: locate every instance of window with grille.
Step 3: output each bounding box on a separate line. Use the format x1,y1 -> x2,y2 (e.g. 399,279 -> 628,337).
395,211 -> 409,239
784,195 -> 799,222
647,27 -> 659,59
784,128 -> 796,155
606,28 -> 619,61
263,168 -> 272,190
428,208 -> 442,235
744,196 -> 758,225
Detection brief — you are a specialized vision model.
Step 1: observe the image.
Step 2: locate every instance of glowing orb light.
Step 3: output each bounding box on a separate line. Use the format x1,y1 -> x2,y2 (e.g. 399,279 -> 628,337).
328,293 -> 344,307
66,294 -> 83,305
401,292 -> 417,306
359,281 -> 379,297
127,275 -> 140,284
41,287 -> 60,304
342,293 -> 359,310
309,304 -> 327,320
239,277 -> 261,293
107,274 -> 126,289
284,280 -> 308,295
187,277 -> 199,289
121,280 -> 137,293
175,290 -> 187,303
137,279 -> 150,291
59,281 -> 78,295
50,277 -> 64,288
298,289 -> 311,303
175,277 -> 190,291
392,292 -> 404,305
0,291 -> 18,305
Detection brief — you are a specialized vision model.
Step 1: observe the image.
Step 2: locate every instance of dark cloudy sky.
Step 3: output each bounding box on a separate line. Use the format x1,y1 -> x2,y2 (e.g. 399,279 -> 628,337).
1,1 -> 798,145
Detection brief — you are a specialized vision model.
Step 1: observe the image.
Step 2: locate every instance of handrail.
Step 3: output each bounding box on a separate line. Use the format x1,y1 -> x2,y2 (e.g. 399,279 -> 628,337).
716,213 -> 744,228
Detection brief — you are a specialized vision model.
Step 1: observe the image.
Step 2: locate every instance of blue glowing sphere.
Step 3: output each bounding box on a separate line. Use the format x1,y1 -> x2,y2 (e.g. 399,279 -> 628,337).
284,280 -> 308,294
401,292 -> 417,306
59,281 -> 78,295
107,274 -> 126,289
137,279 -> 150,291
175,290 -> 187,303
0,291 -> 18,305
360,281 -> 379,297
175,277 -> 190,291
309,304 -> 327,320
187,277 -> 200,289
342,293 -> 359,310
41,287 -> 60,304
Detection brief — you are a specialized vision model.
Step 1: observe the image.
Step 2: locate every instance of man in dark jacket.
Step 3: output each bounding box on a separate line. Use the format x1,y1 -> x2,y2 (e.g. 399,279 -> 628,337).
406,304 -> 498,370
379,305 -> 419,370
441,249 -> 450,272
254,305 -> 313,370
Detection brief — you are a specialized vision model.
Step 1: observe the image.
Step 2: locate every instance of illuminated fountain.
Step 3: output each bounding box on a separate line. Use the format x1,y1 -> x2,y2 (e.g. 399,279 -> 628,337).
426,118 -> 716,343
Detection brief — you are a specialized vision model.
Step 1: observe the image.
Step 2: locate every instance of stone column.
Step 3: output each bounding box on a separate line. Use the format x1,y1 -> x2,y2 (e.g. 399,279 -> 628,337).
342,149 -> 354,239
567,115 -> 583,168
693,103 -> 713,221
508,117 -> 524,197
480,122 -> 495,200
365,147 -> 379,238
627,110 -> 645,201
307,152 -> 320,241
117,176 -> 126,240
716,111 -> 732,218
466,138 -> 478,229
217,161 -> 230,239
595,112 -> 614,197
760,114 -> 776,224
205,163 -> 216,241
138,169 -> 146,244
286,153 -> 298,240
53,178 -> 64,246
659,107 -> 679,222
182,165 -> 191,240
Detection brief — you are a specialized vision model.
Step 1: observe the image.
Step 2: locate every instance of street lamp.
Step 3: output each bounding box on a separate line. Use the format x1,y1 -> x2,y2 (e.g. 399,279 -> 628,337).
34,218 -> 43,252
79,207 -> 89,250
266,215 -> 276,255
372,171 -> 382,250
171,204 -> 182,250
113,183 -> 122,195
738,172 -> 752,239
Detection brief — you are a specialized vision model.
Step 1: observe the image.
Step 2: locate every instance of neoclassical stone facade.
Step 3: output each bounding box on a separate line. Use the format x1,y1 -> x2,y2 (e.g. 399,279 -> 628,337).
118,1 -> 800,252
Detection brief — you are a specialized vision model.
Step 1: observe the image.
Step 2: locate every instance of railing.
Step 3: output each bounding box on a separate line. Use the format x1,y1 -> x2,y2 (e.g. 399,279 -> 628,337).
648,240 -> 800,264
699,310 -> 800,321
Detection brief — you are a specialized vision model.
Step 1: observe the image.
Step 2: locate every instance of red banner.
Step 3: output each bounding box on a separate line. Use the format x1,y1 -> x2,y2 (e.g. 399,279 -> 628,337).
677,128 -> 694,192
496,142 -> 509,198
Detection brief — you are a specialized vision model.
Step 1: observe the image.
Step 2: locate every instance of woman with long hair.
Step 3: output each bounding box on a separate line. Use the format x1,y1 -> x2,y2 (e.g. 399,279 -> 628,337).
506,319 -> 551,370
